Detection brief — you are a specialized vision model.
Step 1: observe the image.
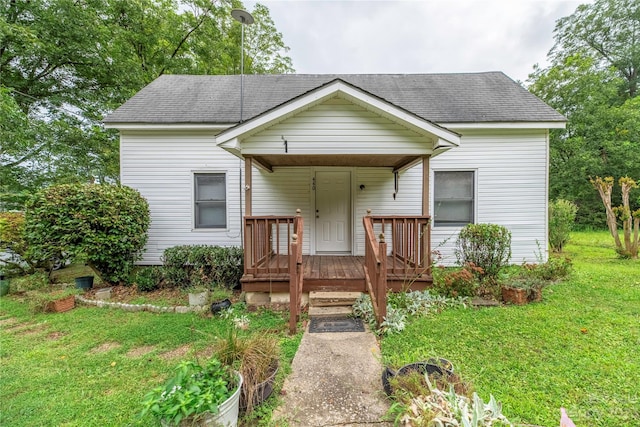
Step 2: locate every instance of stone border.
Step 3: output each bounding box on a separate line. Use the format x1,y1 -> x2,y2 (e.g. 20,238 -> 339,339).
75,295 -> 209,313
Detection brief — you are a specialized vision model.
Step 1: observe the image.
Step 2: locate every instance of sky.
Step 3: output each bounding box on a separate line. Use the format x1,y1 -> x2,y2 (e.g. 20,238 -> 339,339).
244,0 -> 590,83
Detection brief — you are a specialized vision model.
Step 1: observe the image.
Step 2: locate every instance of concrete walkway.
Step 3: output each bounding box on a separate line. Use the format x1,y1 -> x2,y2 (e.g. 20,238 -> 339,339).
273,327 -> 393,427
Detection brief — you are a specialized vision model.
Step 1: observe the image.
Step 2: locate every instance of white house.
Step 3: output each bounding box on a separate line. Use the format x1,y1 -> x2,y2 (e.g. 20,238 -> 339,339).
104,73 -> 565,295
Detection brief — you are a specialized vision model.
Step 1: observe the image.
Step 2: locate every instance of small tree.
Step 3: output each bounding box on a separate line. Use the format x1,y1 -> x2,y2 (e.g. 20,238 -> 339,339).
25,184 -> 150,283
455,223 -> 512,282
549,199 -> 578,252
591,176 -> 640,258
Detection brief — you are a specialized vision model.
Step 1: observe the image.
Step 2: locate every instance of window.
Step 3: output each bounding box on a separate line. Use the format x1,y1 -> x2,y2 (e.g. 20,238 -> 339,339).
434,171 -> 474,226
194,173 -> 226,228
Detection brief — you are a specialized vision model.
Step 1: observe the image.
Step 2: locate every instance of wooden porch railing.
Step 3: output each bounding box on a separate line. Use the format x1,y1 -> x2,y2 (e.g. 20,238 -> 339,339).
289,211 -> 304,335
244,215 -> 296,276
243,210 -> 304,335
370,214 -> 431,280
363,213 -> 387,328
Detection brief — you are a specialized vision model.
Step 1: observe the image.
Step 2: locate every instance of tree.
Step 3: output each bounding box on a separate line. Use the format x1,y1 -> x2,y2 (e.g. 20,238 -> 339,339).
529,54 -> 640,226
551,0 -> 640,98
1,0 -> 293,209
591,176 -> 639,258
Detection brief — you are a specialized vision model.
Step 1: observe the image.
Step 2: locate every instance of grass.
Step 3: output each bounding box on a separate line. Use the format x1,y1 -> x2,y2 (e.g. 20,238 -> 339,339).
0,289 -> 302,426
381,231 -> 640,426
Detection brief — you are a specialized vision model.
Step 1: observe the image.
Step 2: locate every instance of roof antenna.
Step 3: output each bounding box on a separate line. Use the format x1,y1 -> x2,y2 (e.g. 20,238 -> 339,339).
231,9 -> 254,123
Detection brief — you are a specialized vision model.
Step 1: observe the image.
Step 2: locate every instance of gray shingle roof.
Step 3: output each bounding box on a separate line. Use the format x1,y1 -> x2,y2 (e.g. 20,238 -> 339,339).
103,72 -> 565,124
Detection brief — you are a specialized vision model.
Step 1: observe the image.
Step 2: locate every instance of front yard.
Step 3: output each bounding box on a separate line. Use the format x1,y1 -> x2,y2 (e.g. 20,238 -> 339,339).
0,231 -> 638,426
382,231 -> 639,426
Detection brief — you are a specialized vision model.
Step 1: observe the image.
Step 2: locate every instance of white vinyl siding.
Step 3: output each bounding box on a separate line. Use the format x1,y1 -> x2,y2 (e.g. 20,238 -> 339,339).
121,119 -> 548,266
120,130 -> 242,264
242,97 -> 433,155
430,129 -> 549,265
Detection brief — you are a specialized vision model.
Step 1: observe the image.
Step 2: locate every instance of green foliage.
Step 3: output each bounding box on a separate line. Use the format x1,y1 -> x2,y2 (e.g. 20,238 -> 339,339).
433,263 -> 482,298
133,266 -> 164,292
393,375 -> 512,427
382,231 -> 640,426
139,358 -> 238,425
1,0 -> 294,205
354,291 -> 469,335
162,245 -> 243,289
520,256 -> 573,282
528,0 -> 640,228
0,211 -> 38,275
455,224 -> 512,283
25,184 -> 150,284
549,199 -> 578,252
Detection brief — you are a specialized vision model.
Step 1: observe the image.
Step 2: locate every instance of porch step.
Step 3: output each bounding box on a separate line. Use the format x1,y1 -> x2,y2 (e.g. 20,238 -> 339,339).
309,291 -> 361,307
308,306 -> 353,318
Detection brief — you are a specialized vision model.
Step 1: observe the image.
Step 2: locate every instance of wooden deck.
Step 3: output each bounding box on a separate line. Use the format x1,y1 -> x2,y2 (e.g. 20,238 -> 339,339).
241,255 -> 432,293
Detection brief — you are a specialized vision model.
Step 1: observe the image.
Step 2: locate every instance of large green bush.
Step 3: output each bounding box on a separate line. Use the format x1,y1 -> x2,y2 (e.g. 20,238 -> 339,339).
549,199 -> 578,253
25,184 -> 150,284
455,223 -> 512,282
162,245 -> 243,289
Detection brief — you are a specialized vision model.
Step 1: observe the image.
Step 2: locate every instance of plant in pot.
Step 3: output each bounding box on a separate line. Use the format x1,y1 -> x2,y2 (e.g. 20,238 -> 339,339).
139,358 -> 242,426
501,276 -> 543,305
213,330 -> 280,413
28,286 -> 78,313
187,285 -> 210,307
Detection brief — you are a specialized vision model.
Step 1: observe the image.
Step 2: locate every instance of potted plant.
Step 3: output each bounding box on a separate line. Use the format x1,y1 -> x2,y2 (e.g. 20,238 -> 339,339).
74,275 -> 94,291
502,277 -> 543,305
139,358 -> 242,426
28,287 -> 78,313
187,286 -> 210,306
0,272 -> 9,297
213,330 -> 280,413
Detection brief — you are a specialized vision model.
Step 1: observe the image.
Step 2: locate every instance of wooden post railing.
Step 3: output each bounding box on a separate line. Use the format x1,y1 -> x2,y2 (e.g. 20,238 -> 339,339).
289,210 -> 304,335
244,215 -> 296,276
370,215 -> 431,280
363,210 -> 387,328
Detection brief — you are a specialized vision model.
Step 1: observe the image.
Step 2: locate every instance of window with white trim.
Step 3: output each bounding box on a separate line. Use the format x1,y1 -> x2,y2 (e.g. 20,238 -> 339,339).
434,171 -> 474,226
194,173 -> 226,228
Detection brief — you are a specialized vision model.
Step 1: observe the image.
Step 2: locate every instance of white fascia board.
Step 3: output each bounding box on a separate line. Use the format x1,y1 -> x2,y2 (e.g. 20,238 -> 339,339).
441,122 -> 567,130
103,123 -> 234,131
215,80 -> 461,147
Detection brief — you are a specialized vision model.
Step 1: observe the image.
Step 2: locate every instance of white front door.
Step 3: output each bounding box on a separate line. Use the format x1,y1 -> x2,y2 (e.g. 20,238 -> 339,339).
315,170 -> 351,253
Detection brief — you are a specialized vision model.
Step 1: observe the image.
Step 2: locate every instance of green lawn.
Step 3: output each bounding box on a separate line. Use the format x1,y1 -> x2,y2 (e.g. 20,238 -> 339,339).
382,231 -> 640,426
0,294 -> 301,426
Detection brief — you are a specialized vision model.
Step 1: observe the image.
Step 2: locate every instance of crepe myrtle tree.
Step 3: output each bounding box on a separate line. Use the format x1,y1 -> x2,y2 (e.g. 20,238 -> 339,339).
591,176 -> 640,258
25,183 -> 150,284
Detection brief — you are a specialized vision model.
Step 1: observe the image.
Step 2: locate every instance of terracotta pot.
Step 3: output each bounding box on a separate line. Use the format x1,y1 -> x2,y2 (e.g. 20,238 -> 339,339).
48,295 -> 75,313
501,287 -> 527,305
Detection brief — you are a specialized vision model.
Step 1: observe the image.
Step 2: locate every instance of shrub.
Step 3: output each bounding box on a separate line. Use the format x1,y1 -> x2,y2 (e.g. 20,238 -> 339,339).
162,245 -> 243,289
133,266 -> 164,292
549,199 -> 578,252
0,212 -> 43,276
455,223 -> 512,282
25,183 -> 150,284
433,263 -> 481,298
521,256 -> 573,282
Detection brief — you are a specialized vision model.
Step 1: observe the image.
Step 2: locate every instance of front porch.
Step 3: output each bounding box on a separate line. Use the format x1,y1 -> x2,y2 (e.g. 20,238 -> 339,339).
241,254 -> 432,293
241,212 -> 432,333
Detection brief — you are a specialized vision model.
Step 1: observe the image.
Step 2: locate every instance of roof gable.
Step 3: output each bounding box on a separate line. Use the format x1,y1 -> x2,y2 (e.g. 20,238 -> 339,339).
215,79 -> 460,149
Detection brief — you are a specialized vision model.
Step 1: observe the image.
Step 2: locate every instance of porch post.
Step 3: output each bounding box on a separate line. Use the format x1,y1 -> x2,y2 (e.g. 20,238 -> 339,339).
245,157 -> 253,216
422,156 -> 430,216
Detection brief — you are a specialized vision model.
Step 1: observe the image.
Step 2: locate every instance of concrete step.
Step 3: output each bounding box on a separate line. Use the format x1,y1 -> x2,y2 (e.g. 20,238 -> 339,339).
308,306 -> 353,318
309,291 -> 361,307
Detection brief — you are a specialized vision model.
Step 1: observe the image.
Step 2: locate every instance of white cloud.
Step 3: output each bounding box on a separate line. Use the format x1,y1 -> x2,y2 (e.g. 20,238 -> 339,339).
245,0 -> 588,82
